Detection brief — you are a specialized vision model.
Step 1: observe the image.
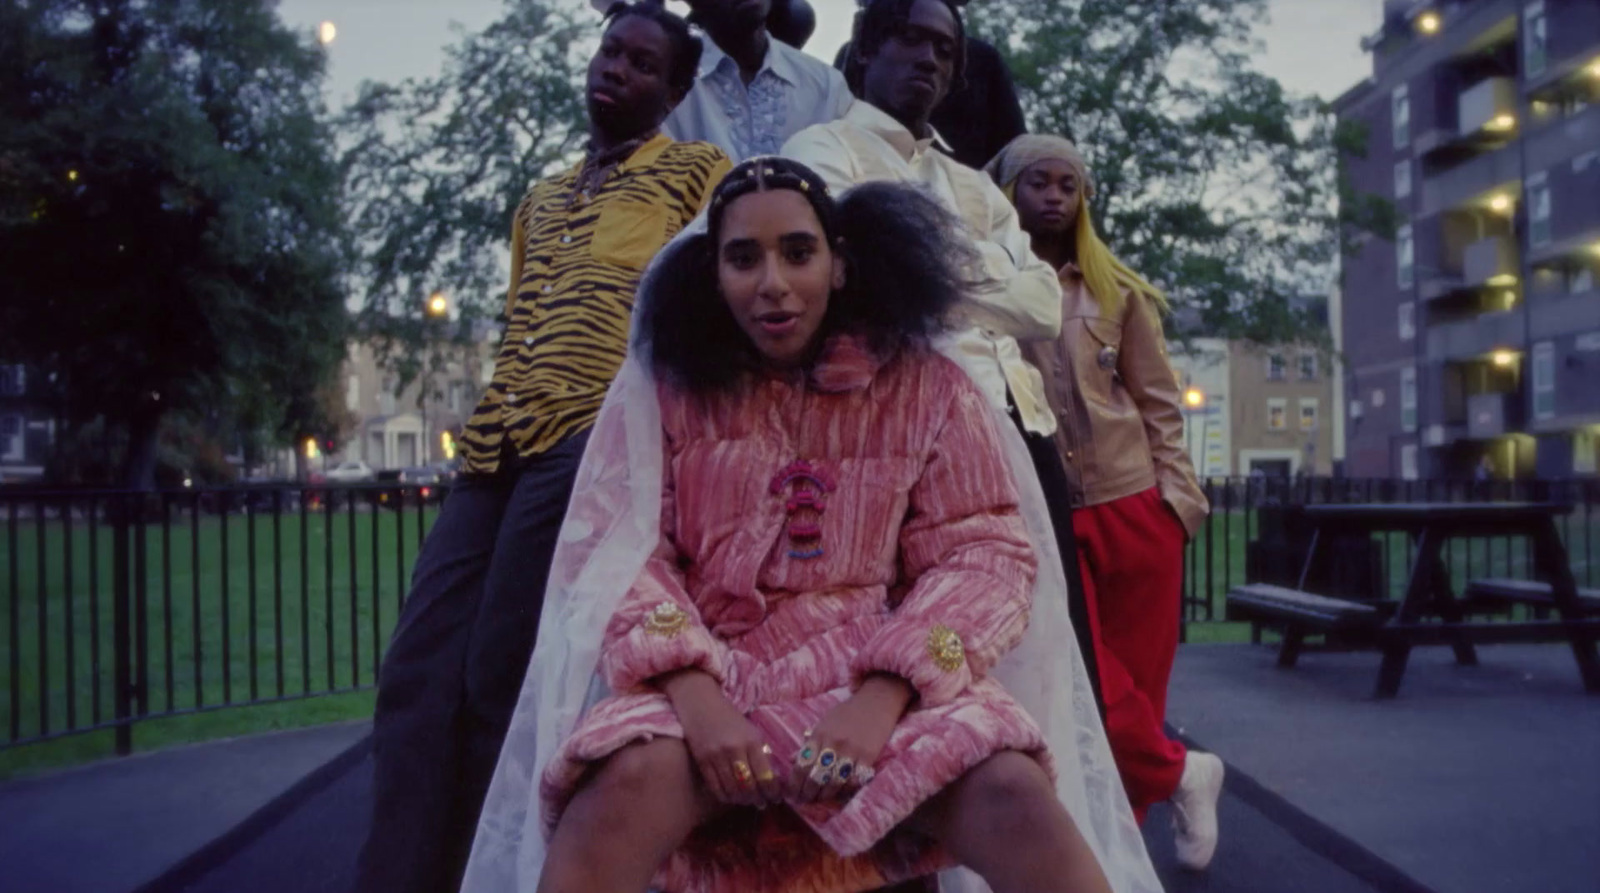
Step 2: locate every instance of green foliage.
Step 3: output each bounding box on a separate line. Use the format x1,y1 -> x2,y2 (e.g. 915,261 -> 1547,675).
339,0 -> 591,378
969,0 -> 1392,347
0,0 -> 351,485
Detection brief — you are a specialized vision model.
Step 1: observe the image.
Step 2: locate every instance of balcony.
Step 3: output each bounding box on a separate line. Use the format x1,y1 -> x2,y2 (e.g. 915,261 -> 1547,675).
1458,78 -> 1517,138
1463,236 -> 1518,287
1424,309 -> 1527,362
1530,286 -> 1600,339
1419,142 -> 1521,217
1525,102 -> 1600,173
1467,391 -> 1525,440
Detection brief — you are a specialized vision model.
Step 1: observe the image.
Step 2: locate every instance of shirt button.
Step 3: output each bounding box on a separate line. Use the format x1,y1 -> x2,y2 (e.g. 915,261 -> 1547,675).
523,336 -> 534,346
560,235 -> 572,244
542,285 -> 553,294
506,393 -> 518,404
1065,451 -> 1075,462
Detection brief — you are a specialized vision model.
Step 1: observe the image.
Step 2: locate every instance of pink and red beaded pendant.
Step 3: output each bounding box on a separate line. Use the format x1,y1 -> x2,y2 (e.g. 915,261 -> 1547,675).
769,460 -> 836,560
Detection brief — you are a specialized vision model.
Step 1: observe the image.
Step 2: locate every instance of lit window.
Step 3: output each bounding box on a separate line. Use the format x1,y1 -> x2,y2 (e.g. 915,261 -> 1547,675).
1268,398 -> 1288,431
1299,399 -> 1320,431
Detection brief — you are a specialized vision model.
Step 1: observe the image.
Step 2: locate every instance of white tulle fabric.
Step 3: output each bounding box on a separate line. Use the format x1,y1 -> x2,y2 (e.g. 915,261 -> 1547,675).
461,239 -> 1163,893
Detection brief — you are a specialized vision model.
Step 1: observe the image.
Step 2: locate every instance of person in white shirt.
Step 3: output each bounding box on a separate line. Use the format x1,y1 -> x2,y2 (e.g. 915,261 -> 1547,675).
661,0 -> 854,162
783,0 -> 1104,713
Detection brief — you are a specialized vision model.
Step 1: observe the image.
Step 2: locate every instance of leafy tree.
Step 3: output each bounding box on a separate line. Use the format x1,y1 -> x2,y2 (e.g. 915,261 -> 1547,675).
969,0 -> 1395,346
0,0 -> 350,487
339,0 -> 591,377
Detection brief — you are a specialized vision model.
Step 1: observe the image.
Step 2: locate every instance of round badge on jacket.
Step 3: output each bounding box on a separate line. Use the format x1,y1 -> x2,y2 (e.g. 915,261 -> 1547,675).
1097,345 -> 1119,369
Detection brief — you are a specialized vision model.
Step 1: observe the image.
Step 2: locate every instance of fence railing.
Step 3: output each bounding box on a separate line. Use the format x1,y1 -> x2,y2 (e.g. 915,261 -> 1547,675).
1,483 -> 446,755
3,476 -> 1598,755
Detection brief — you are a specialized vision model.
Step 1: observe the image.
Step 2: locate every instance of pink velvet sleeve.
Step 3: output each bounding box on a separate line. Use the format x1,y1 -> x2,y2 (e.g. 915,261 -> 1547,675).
597,440 -> 726,693
851,379 -> 1037,707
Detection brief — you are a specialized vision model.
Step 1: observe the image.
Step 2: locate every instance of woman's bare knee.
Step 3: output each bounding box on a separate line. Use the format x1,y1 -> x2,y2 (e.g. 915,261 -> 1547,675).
957,752 -> 1054,815
587,738 -> 698,804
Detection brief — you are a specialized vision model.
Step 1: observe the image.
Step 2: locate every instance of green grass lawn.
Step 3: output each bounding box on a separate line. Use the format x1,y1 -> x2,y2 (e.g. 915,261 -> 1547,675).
1,503 -> 439,780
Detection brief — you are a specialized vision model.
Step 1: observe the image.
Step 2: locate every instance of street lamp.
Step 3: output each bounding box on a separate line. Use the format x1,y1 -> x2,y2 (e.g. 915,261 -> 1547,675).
419,291 -> 450,465
1182,382 -> 1206,476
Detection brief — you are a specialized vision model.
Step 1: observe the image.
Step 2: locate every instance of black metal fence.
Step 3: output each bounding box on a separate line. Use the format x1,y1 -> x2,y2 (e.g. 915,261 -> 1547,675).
3,476 -> 1598,755
1,483 -> 446,756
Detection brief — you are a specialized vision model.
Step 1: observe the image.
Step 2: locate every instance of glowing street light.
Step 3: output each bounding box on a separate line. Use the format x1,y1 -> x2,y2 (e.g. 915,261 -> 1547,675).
1416,11 -> 1441,34
1490,350 -> 1517,368
426,291 -> 449,317
1184,387 -> 1205,409
304,437 -> 319,459
67,169 -> 79,182
317,21 -> 337,45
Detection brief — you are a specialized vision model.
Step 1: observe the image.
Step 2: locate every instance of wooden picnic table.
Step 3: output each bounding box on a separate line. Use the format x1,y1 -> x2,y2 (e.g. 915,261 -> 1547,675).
1295,502 -> 1600,697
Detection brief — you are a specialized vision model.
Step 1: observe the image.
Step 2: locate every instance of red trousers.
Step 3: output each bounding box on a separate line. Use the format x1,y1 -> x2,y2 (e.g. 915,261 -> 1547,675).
1072,487 -> 1187,823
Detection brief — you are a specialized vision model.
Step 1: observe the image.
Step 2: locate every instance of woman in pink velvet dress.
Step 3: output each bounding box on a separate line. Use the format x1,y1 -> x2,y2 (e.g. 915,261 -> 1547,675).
462,158 -> 1161,893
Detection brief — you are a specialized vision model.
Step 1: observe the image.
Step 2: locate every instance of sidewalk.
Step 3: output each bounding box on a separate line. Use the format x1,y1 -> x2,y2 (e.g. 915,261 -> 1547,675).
0,720 -> 370,893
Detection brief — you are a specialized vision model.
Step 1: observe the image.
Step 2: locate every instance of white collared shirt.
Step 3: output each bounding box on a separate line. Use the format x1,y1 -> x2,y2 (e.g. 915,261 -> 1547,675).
781,102 -> 1064,436
663,34 -> 854,163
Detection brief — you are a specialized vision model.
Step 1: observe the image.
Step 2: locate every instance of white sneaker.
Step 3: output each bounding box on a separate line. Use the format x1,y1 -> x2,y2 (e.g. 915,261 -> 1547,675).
1171,750 -> 1224,871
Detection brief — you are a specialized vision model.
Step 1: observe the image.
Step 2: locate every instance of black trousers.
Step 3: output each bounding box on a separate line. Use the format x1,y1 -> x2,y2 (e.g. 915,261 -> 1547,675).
1012,417 -> 1106,715
355,431 -> 589,893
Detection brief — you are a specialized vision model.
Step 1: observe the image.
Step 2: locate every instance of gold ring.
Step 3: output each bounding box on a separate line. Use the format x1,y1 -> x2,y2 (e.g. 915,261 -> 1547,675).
733,760 -> 754,787
758,768 -> 777,782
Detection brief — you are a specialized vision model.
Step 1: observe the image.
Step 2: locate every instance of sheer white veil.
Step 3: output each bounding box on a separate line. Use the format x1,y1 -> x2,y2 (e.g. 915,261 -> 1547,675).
461,197 -> 1163,893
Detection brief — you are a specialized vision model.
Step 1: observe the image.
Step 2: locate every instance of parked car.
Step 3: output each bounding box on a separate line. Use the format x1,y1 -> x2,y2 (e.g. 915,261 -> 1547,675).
323,460 -> 375,483
375,466 -> 444,509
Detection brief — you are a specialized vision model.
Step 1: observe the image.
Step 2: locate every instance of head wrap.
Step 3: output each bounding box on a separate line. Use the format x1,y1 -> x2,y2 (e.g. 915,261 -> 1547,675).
983,134 -> 1095,199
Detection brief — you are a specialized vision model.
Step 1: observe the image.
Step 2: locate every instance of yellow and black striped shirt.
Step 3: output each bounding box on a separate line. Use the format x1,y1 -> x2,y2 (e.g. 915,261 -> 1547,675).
460,135 -> 731,473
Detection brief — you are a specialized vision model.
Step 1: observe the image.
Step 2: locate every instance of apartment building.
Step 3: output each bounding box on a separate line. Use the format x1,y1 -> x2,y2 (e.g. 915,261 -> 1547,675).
1171,338 -> 1337,480
1335,0 -> 1600,480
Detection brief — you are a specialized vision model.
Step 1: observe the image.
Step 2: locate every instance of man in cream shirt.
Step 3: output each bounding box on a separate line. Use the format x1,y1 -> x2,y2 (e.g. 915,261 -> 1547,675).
784,0 -> 1105,714
782,0 -> 1059,441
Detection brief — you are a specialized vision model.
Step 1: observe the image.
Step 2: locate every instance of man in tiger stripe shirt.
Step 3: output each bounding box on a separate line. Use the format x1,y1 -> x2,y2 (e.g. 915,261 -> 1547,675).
356,5 -> 731,892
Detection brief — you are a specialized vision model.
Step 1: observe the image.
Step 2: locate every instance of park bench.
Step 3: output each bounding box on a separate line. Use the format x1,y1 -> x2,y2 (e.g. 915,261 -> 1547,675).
1225,583 -> 1386,667
1462,578 -> 1600,615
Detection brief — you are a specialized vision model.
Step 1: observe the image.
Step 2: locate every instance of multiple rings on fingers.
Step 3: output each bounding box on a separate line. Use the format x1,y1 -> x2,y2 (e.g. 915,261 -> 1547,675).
733,760 -> 754,789
757,744 -> 777,782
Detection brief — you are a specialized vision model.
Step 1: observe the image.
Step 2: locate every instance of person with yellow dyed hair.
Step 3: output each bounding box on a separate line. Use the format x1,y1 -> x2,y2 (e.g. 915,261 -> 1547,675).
986,134 -> 1223,873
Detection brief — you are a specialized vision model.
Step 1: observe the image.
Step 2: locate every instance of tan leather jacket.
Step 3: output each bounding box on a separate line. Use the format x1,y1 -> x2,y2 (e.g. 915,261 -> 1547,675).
1022,264 -> 1210,537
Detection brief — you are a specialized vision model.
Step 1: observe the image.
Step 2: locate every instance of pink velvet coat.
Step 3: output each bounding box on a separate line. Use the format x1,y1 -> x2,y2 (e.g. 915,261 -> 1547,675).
540,336 -> 1051,892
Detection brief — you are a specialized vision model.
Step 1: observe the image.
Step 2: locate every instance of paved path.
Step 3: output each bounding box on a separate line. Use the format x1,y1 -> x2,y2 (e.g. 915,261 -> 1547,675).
0,720 -> 370,893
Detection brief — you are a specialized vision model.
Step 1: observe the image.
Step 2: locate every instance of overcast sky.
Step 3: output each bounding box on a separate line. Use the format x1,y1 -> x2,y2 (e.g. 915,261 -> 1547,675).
277,0 -> 1384,109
